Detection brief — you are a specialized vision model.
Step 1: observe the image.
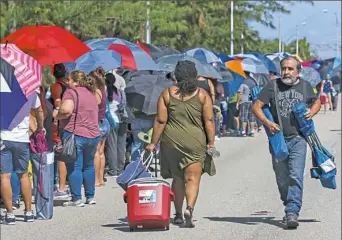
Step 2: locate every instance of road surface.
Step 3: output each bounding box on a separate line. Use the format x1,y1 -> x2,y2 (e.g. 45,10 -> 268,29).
1,104 -> 341,240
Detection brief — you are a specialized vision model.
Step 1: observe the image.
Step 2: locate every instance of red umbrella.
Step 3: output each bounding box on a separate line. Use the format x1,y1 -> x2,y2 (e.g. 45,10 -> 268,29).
136,42 -> 152,57
1,25 -> 90,65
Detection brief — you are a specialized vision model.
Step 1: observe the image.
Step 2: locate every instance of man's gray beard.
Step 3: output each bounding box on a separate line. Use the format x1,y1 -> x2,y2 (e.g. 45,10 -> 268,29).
281,77 -> 298,86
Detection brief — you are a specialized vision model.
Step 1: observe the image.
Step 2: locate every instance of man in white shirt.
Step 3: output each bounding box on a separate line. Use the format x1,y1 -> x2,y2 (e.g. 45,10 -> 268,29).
0,91 -> 44,224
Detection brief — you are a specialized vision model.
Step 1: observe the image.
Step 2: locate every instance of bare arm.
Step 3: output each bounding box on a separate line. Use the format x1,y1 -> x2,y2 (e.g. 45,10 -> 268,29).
55,99 -> 74,120
320,80 -> 325,93
201,89 -> 215,146
150,90 -> 169,145
95,89 -> 102,105
208,79 -> 216,103
252,100 -> 271,126
34,105 -> 45,131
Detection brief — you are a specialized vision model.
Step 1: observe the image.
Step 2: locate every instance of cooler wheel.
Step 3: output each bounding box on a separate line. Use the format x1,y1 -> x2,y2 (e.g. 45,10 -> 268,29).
166,226 -> 169,230
129,228 -> 134,232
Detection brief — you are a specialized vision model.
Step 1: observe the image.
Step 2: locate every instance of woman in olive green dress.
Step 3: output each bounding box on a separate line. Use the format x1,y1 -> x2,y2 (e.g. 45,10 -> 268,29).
145,61 -> 216,228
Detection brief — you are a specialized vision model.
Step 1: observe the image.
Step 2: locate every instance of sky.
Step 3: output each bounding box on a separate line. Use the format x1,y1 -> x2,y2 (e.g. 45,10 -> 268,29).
251,1 -> 342,59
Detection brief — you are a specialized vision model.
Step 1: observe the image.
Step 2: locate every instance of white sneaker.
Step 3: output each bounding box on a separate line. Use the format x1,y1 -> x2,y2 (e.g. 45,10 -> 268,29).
86,198 -> 96,205
215,136 -> 220,141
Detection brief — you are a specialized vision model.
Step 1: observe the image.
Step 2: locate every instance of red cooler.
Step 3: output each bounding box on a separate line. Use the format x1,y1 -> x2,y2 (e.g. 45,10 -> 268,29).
124,178 -> 174,231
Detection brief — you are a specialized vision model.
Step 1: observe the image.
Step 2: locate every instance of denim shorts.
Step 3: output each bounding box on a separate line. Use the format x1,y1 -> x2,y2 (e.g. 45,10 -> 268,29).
99,119 -> 110,139
0,141 -> 30,174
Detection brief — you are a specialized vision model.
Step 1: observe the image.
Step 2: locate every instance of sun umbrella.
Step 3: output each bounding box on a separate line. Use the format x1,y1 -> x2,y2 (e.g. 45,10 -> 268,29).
225,60 -> 247,78
184,48 -> 222,64
241,58 -> 269,74
0,43 -> 42,97
63,49 -> 122,75
318,57 -> 341,84
0,57 -> 28,130
125,72 -> 173,115
331,64 -> 341,84
214,63 -> 235,83
85,38 -> 159,71
158,46 -> 180,56
215,53 -> 234,63
2,25 -> 90,65
155,54 -> 221,80
247,52 -> 278,74
136,42 -> 164,60
300,67 -> 322,87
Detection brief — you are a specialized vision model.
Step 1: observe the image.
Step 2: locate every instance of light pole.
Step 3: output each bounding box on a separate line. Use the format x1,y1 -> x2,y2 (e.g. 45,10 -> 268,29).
278,16 -> 282,52
145,1 -> 151,44
333,12 -> 340,57
230,0 -> 234,55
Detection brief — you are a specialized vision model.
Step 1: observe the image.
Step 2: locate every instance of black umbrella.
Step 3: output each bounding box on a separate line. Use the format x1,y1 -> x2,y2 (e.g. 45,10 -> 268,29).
158,46 -> 181,56
331,65 -> 341,85
318,58 -> 335,79
125,72 -> 173,116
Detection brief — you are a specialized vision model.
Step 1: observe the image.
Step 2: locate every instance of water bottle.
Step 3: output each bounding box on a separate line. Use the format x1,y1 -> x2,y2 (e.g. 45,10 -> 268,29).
208,147 -> 220,158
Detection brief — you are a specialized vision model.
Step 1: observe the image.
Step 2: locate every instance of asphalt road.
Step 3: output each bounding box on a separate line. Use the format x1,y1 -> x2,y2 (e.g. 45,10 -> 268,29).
1,103 -> 341,240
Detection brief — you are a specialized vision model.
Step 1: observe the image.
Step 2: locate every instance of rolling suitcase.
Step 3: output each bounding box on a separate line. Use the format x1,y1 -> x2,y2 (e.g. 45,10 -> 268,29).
123,178 -> 174,231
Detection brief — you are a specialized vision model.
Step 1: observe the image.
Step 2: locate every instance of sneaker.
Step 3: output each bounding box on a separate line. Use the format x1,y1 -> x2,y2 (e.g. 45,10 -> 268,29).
12,200 -> 20,210
286,213 -> 299,229
248,132 -> 255,137
215,136 -> 220,141
85,198 -> 96,205
4,212 -> 16,225
241,132 -> 247,137
24,211 -> 35,222
63,200 -> 84,207
173,212 -> 184,224
54,189 -> 69,199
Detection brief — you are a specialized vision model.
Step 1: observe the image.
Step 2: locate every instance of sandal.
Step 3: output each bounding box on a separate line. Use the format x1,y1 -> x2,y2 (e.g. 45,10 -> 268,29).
184,206 -> 195,228
173,212 -> 184,224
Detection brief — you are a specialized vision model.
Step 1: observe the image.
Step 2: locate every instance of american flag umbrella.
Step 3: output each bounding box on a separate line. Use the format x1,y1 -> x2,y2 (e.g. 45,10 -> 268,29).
0,57 -> 28,130
0,43 -> 42,97
85,38 -> 159,71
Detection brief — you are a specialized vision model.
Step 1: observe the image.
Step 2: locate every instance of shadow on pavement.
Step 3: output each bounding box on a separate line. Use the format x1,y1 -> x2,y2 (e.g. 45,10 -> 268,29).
102,217 -> 172,232
330,129 -> 341,132
204,216 -> 321,230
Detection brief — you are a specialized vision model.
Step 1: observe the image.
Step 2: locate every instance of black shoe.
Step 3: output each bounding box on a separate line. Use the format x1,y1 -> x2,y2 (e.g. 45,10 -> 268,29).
286,213 -> 299,229
107,171 -> 118,177
12,200 -> 20,210
103,177 -> 107,183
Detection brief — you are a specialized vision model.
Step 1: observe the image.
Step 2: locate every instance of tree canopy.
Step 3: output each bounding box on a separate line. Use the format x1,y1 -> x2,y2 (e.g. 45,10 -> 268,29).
0,0 -> 314,60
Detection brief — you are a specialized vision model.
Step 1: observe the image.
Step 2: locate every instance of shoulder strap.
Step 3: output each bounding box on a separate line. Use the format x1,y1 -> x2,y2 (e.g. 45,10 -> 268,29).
70,88 -> 79,133
273,80 -> 283,131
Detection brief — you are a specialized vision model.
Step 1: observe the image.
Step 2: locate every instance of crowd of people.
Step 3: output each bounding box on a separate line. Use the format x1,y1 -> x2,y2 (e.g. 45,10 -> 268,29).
0,55 -> 339,228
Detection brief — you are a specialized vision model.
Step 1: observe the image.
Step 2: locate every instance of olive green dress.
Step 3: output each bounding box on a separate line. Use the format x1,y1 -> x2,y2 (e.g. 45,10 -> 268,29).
160,89 -> 216,179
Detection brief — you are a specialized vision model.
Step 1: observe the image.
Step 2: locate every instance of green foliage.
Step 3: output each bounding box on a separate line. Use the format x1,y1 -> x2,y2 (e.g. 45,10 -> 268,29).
0,0 -> 314,57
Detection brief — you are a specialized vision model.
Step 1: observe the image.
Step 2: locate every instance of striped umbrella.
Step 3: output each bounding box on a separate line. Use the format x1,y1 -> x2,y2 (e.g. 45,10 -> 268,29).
85,38 -> 159,71
185,48 -> 222,64
0,43 -> 42,97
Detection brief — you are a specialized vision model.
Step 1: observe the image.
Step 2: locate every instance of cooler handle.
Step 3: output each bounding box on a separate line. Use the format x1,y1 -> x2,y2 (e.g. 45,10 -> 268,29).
123,192 -> 127,203
170,191 -> 175,201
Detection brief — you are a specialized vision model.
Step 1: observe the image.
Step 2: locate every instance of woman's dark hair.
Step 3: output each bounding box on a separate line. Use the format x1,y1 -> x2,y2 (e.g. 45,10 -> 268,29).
89,70 -> 105,89
53,63 -> 66,79
105,72 -> 118,102
174,60 -> 198,97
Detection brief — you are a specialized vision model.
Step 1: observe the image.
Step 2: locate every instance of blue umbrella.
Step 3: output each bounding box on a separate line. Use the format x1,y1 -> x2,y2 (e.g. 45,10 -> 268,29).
156,54 -> 222,80
0,57 -> 28,130
293,102 -> 337,189
185,48 -> 222,64
241,58 -> 269,74
64,49 -> 122,75
85,38 -> 159,71
215,53 -> 234,63
247,52 -> 278,74
300,67 -> 322,87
